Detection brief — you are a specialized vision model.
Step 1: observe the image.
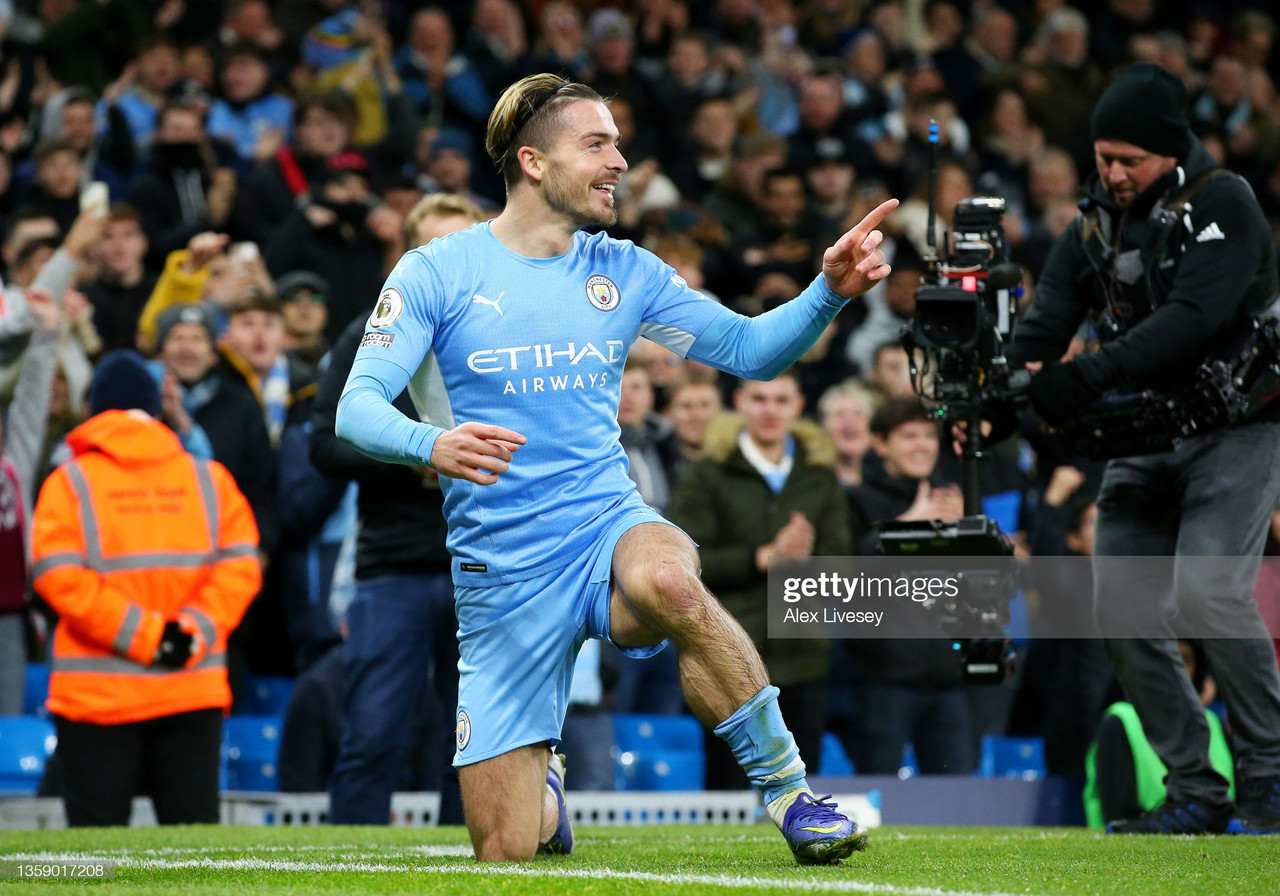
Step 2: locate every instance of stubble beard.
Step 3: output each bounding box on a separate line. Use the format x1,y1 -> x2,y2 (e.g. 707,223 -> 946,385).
545,166 -> 617,229
1104,176 -> 1135,208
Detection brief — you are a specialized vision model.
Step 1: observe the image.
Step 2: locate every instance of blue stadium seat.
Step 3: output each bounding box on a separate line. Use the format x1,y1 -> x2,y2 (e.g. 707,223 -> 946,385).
981,490 -> 1022,533
818,732 -> 855,776
222,715 -> 282,791
978,736 -> 1046,780
0,716 -> 56,794
613,714 -> 705,791
23,663 -> 50,718
236,676 -> 295,716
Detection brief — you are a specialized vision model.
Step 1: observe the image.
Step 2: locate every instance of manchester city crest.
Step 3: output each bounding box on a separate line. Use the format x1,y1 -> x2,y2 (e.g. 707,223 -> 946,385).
456,709 -> 471,751
585,274 -> 620,312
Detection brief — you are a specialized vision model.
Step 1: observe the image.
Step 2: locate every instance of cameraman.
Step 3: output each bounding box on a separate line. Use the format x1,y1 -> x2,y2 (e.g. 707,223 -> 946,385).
1007,64 -> 1280,834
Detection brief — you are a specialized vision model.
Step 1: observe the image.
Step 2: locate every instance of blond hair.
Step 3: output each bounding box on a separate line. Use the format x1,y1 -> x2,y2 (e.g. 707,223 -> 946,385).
817,379 -> 881,422
403,192 -> 485,247
485,74 -> 604,189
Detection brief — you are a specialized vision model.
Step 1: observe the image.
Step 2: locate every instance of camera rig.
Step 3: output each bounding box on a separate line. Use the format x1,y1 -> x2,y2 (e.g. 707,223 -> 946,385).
1054,314 -> 1280,459
877,120 -> 1022,683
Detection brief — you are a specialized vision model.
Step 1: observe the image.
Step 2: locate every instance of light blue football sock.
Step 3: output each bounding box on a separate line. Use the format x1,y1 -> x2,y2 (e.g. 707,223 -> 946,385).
713,685 -> 809,805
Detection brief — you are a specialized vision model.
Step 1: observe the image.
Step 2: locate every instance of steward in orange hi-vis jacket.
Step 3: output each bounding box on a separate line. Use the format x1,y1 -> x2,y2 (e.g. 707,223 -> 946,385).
30,350 -> 261,826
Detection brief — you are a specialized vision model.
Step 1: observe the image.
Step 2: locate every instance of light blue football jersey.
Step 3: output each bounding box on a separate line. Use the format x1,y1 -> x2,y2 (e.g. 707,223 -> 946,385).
338,221 -> 848,584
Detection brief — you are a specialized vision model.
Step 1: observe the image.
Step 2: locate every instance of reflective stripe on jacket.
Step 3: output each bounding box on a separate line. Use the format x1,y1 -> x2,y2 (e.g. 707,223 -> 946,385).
31,410 -> 261,725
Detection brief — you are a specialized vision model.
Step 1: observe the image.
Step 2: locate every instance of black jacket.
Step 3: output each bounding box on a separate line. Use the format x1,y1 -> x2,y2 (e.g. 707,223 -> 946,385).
186,366 -> 279,556
216,344 -> 318,437
309,315 -> 451,579
1012,137 -> 1279,396
231,147 -> 328,249
84,272 -> 159,353
263,206 -> 388,346
128,141 -> 238,269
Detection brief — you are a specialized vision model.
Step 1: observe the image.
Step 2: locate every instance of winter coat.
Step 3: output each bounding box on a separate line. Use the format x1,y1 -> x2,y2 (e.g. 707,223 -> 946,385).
31,410 -> 260,724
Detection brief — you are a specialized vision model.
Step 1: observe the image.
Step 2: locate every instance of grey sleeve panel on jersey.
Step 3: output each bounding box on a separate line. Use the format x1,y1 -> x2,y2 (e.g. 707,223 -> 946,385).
407,348 -> 456,429
637,322 -> 698,358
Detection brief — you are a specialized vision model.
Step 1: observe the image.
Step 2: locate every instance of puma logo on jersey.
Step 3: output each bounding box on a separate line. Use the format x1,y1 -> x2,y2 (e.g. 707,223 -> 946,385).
1195,222 -> 1225,242
472,292 -> 505,316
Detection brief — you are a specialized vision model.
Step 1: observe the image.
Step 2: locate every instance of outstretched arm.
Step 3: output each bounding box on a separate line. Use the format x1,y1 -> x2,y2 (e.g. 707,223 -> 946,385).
681,199 -> 899,379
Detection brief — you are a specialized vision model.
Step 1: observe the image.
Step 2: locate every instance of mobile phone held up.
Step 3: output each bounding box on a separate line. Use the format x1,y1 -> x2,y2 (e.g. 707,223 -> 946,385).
79,181 -> 109,216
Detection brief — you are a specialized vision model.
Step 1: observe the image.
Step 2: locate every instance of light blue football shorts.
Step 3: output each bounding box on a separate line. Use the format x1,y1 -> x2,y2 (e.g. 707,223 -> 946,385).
452,505 -> 678,766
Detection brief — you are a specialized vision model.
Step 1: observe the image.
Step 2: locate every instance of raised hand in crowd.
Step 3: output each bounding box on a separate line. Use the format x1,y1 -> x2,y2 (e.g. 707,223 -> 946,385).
902,480 -> 964,523
303,203 -> 337,230
60,289 -> 102,357
63,207 -> 109,260
0,116 -> 23,155
366,204 -> 403,246
181,231 -> 230,273
0,59 -> 21,113
154,0 -> 185,32
368,19 -> 401,91
29,58 -> 61,110
101,63 -> 137,106
25,286 -> 60,331
230,248 -> 276,299
253,127 -> 287,163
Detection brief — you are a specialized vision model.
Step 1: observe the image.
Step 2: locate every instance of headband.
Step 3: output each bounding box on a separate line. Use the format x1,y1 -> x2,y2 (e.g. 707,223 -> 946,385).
503,81 -> 573,162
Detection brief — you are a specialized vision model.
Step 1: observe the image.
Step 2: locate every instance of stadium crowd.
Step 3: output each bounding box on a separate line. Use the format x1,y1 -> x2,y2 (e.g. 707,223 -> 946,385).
2,0 -> 1280,821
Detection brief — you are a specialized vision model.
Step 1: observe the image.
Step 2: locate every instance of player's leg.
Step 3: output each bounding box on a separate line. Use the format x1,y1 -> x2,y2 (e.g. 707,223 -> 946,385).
458,744 -> 551,861
607,522 -> 866,864
609,522 -> 767,722
453,564 -> 584,861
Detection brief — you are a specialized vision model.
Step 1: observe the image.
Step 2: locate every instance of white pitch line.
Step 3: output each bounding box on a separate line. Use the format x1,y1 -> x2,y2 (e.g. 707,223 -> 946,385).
111,854 -> 1038,896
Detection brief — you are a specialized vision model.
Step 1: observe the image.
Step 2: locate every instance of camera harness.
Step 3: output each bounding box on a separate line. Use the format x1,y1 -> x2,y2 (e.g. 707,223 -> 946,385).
1058,167 -> 1280,458
1080,167 -> 1272,339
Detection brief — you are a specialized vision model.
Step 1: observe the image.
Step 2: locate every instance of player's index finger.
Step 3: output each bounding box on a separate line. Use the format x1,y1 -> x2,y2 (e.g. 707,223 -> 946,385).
478,424 -> 527,444
852,197 -> 899,239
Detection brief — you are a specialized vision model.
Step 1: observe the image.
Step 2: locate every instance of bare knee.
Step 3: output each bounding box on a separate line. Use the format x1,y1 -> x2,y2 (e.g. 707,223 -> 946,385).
632,559 -> 710,625
459,745 -> 547,863
473,830 -> 539,863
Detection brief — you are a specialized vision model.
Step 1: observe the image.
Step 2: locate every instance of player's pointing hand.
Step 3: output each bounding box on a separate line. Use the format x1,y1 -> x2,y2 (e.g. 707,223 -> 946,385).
821,197 -> 900,299
431,421 -> 528,485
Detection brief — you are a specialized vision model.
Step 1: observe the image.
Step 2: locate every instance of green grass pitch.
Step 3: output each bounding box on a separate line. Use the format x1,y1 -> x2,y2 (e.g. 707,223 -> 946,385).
0,824 -> 1275,895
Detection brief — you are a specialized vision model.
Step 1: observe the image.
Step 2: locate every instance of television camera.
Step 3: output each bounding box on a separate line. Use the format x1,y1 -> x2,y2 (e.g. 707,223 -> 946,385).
877,120 -> 1023,683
